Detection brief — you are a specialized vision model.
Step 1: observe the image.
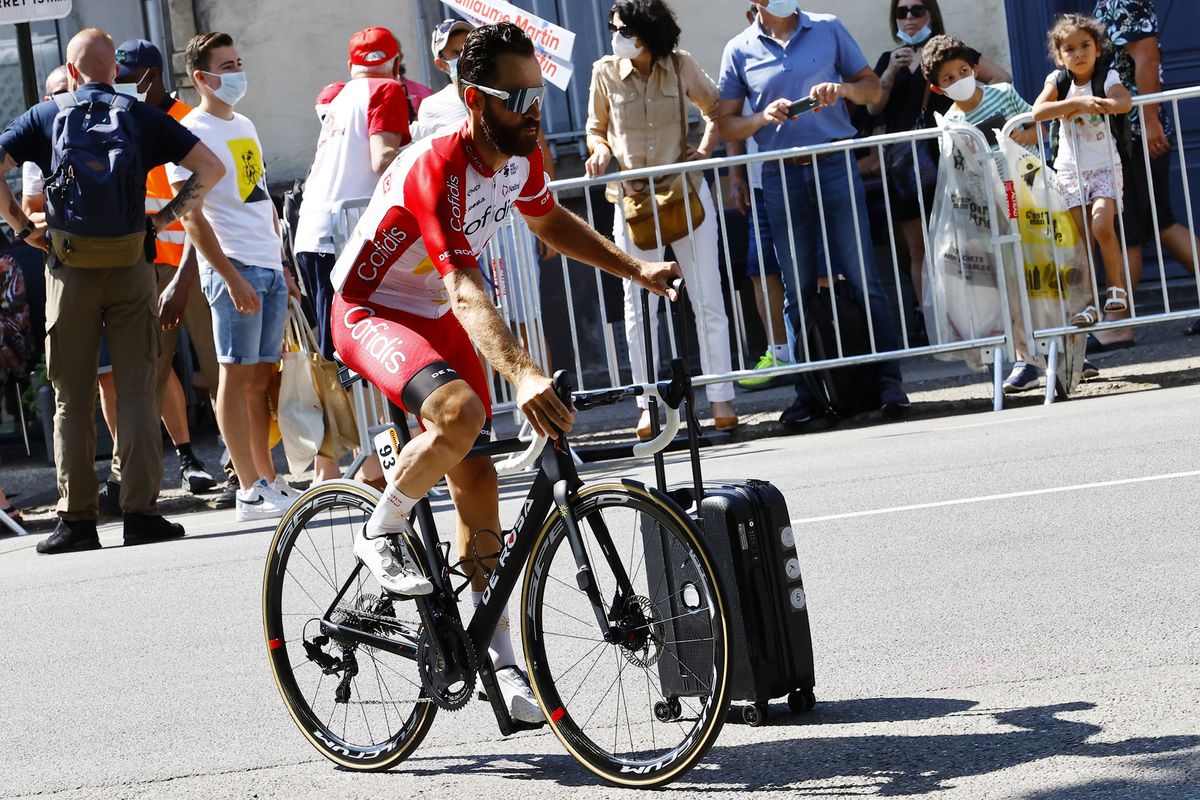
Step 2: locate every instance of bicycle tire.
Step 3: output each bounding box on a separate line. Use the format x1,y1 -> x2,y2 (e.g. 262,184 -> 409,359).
263,480 -> 436,771
521,481 -> 730,787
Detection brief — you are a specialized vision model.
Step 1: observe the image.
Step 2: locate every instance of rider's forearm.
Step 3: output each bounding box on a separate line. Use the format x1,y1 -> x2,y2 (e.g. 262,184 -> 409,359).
449,272 -> 543,385
525,206 -> 639,281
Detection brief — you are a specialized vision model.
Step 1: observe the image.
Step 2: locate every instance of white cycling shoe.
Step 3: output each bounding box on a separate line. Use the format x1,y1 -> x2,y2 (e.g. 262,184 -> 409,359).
494,665 -> 544,724
353,527 -> 433,597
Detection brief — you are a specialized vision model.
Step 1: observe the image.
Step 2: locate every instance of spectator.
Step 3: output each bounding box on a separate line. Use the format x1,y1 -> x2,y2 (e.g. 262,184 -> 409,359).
0,248 -> 31,378
586,0 -> 739,437
718,1 -> 910,427
0,28 -> 224,554
294,27 -> 411,483
1033,16 -> 1131,323
867,0 -> 1010,316
729,4 -> 793,393
397,43 -> 433,116
19,67 -> 69,224
1092,0 -> 1200,345
169,32 -> 298,522
106,40 -> 219,499
922,35 -> 1098,392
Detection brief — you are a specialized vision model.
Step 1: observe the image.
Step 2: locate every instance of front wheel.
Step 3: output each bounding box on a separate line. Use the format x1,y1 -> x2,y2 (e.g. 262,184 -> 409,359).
521,481 -> 730,787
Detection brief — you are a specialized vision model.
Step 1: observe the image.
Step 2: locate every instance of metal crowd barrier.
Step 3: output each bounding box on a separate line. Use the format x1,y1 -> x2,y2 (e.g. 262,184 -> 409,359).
541,124 -> 1016,412
1000,86 -> 1200,403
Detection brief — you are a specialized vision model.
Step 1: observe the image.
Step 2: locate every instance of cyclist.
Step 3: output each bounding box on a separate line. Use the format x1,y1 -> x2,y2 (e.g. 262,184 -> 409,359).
330,23 -> 680,724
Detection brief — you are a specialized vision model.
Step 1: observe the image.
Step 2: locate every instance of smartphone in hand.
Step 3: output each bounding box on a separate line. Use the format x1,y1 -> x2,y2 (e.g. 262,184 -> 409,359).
787,96 -> 819,118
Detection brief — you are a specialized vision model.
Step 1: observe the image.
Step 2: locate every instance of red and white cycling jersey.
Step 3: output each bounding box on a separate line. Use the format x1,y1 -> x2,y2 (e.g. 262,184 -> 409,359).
330,123 -> 555,318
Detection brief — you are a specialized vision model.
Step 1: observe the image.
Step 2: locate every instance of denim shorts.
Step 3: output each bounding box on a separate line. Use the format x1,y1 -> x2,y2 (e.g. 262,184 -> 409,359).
200,262 -> 288,365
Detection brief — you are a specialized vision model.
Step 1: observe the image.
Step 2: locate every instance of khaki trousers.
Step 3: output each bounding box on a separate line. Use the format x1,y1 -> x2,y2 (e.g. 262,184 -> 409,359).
46,259 -> 161,519
110,265 -> 220,486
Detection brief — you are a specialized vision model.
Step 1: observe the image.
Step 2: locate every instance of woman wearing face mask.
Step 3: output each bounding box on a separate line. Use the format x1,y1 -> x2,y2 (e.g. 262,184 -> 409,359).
867,0 -> 1010,323
585,0 -> 738,438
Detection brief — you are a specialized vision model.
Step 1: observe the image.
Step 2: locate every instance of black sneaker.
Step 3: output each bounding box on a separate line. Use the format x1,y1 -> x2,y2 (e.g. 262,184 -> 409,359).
123,512 -> 186,546
780,399 -> 816,428
180,455 -> 218,495
36,518 -> 101,554
209,473 -> 240,511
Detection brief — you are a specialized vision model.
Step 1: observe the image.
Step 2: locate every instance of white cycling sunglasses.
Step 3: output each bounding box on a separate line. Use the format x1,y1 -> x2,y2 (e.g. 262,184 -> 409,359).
462,80 -> 545,115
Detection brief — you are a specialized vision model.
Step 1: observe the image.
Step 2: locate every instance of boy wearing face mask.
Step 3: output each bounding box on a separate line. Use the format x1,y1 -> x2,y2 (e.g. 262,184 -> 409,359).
168,32 -> 301,522
923,34 -> 1034,149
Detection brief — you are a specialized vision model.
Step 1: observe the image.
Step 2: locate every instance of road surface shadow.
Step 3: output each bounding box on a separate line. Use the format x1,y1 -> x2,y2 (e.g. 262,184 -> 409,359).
400,699 -> 1200,794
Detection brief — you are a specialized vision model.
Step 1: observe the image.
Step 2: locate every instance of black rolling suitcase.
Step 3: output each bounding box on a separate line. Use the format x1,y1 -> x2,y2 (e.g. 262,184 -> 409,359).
804,277 -> 882,418
637,284 -> 816,727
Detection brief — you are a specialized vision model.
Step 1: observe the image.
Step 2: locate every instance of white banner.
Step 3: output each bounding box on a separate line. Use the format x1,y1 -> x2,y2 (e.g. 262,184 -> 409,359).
0,0 -> 72,25
441,0 -> 575,91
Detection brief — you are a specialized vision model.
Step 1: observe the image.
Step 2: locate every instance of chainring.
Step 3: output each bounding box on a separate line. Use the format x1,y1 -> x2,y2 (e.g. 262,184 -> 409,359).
417,626 -> 477,711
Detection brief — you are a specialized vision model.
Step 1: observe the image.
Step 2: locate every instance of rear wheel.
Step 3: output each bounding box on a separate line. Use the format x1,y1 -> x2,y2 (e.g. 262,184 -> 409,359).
262,480 -> 436,771
522,481 -> 730,787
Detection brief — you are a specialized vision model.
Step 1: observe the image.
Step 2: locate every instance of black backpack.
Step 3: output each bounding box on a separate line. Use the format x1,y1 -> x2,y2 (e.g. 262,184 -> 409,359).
1048,54 -> 1131,163
801,279 -> 882,418
44,91 -> 145,238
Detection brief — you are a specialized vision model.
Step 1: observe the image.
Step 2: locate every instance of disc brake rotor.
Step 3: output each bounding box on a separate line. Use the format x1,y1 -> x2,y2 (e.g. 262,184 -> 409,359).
619,595 -> 665,669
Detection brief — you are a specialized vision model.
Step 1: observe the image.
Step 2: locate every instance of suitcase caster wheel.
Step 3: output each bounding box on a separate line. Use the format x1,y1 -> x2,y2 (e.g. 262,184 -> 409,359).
741,703 -> 768,727
787,689 -> 816,714
654,699 -> 683,722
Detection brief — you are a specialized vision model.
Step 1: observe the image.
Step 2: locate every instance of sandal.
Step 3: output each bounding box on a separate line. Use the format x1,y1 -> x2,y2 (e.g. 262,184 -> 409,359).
1104,286 -> 1128,313
1071,305 -> 1100,328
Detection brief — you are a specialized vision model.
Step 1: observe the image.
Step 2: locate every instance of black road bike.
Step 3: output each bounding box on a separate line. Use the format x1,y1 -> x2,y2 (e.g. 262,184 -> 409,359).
262,365 -> 731,787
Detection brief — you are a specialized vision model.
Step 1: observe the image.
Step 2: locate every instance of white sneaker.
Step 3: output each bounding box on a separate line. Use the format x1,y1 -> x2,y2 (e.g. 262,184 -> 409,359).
235,478 -> 291,522
353,526 -> 433,597
270,476 -> 296,501
494,665 -> 544,724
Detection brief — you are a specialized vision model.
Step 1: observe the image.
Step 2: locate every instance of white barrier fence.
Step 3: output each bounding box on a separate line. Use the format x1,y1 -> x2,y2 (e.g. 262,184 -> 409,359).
1000,86 -> 1200,402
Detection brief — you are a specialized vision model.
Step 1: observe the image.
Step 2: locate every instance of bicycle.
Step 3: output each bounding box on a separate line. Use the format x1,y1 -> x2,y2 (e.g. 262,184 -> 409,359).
262,361 -> 731,787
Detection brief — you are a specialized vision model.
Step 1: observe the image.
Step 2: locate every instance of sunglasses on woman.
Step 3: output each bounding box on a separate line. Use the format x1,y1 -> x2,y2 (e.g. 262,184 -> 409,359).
608,22 -> 636,39
462,81 -> 546,115
895,5 -> 929,19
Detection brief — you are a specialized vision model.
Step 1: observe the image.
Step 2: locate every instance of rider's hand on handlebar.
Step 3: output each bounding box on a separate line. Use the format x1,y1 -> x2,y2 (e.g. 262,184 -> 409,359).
633,261 -> 683,301
517,372 -> 574,439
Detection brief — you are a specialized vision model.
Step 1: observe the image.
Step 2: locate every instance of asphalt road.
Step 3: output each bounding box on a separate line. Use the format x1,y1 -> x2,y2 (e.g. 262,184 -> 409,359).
2,384 -> 1199,800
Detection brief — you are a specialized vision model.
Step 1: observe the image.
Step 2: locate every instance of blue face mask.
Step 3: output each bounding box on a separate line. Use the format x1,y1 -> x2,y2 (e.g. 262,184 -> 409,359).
897,25 -> 933,46
762,0 -> 799,18
203,70 -> 247,107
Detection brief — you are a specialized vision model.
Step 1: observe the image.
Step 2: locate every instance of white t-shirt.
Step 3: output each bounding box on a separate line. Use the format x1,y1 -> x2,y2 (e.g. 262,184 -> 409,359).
294,77 -> 411,255
410,84 -> 467,142
167,110 -> 282,273
21,161 -> 44,197
1048,69 -> 1122,173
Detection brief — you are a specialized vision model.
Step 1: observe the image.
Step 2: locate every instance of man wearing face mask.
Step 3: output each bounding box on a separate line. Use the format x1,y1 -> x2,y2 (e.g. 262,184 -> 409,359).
0,28 -> 226,553
719,0 -> 910,427
168,32 -> 301,522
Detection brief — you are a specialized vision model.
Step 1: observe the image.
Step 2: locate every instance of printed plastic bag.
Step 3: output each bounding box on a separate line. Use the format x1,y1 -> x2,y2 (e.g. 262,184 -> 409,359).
998,136 -> 1088,394
922,120 -> 1011,370
276,306 -> 325,474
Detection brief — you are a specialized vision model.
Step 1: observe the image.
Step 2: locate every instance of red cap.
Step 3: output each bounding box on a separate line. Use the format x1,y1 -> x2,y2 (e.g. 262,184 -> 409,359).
349,27 -> 399,67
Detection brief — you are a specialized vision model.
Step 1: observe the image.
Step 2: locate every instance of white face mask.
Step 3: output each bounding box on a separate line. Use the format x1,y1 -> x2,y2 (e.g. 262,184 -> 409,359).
202,70 -> 248,107
942,73 -> 977,103
897,25 -> 932,46
445,58 -> 459,83
612,33 -> 643,60
114,82 -> 146,103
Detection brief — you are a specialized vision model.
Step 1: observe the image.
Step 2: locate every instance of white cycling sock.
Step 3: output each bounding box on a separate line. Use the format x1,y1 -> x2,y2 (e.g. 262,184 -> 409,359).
472,590 -> 517,669
770,343 -> 792,362
366,484 -> 421,538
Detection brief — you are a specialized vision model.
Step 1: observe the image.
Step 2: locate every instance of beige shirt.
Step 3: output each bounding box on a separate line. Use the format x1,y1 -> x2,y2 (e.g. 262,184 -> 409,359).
586,50 -> 720,200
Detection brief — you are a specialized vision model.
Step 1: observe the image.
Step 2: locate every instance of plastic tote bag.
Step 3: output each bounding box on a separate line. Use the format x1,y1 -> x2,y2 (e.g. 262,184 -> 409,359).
276,305 -> 325,474
922,119 -> 1012,370
998,136 -> 1089,394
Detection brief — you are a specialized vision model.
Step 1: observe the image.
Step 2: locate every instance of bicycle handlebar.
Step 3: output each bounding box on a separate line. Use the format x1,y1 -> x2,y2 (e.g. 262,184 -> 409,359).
494,435 -> 548,476
631,385 -> 681,459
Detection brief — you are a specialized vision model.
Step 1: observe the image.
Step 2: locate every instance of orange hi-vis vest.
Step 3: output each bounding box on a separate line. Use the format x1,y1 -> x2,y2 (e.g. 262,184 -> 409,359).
145,97 -> 192,266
